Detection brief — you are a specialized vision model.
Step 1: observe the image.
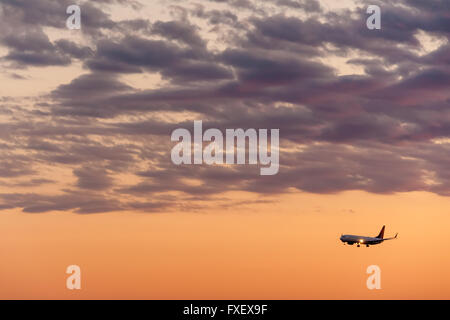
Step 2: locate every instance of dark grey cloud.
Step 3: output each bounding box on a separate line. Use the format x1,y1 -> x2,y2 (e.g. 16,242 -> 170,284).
191,7 -> 239,26
74,167 -> 114,190
207,0 -> 256,10
0,159 -> 35,178
1,29 -> 72,67
275,0 -> 322,11
0,191 -> 123,214
82,34 -> 234,84
152,20 -> 206,48
221,48 -> 331,85
55,40 -> 94,60
53,73 -> 134,100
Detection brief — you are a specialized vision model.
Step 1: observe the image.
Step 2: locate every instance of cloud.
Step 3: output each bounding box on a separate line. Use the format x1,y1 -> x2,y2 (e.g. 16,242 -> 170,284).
74,167 -> 114,190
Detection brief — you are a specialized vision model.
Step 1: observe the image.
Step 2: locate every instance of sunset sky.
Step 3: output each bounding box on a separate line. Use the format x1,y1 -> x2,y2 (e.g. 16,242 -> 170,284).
0,0 -> 450,299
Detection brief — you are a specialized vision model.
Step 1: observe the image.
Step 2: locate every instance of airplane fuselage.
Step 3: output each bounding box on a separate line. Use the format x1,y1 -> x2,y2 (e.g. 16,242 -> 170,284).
340,235 -> 384,246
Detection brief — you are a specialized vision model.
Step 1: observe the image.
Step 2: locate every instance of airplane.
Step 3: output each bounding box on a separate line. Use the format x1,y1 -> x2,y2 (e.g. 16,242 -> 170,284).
340,226 -> 398,247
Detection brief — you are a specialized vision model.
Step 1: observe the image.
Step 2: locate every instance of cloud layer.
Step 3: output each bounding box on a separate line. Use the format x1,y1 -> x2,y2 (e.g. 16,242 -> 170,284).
0,0 -> 449,213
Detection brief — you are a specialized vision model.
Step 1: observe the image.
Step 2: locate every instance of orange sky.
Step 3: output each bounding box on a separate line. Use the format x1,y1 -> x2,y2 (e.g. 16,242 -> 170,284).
1,0 -> 450,300
1,190 -> 449,300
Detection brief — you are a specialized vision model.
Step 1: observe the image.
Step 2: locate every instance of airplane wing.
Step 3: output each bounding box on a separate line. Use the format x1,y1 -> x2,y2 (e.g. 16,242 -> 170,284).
383,233 -> 398,240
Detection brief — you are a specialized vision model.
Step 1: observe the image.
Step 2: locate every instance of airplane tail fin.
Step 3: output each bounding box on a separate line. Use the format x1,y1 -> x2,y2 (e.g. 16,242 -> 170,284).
376,225 -> 385,239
